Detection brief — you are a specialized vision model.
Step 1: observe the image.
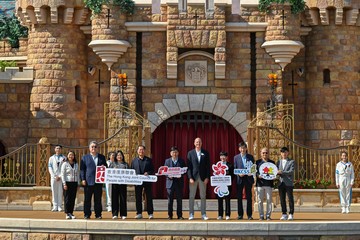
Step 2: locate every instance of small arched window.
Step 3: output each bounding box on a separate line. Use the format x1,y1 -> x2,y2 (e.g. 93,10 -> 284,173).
323,69 -> 330,85
75,85 -> 81,101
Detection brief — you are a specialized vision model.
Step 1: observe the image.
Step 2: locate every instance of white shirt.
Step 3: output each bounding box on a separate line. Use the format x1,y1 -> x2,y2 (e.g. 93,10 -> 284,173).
281,159 -> 287,170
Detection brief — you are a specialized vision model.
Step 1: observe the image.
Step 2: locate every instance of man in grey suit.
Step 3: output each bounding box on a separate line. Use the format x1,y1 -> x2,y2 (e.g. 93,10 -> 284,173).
187,137 -> 210,220
276,146 -> 295,221
164,146 -> 186,220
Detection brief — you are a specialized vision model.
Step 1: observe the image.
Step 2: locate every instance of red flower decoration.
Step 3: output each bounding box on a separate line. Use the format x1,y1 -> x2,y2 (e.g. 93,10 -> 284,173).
212,161 -> 228,176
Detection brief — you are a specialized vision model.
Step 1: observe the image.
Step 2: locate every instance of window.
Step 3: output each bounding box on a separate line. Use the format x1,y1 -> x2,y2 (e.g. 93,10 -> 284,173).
179,0 -> 187,13
75,85 -> 81,101
323,69 -> 330,85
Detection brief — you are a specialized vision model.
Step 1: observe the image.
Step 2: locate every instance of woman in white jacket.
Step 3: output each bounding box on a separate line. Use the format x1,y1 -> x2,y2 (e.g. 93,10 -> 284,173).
335,151 -> 355,214
61,151 -> 79,219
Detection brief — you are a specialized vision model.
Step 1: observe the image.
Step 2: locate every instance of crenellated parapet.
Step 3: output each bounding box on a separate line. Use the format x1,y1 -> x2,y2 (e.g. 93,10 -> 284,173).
16,0 -> 90,26
0,67 -> 34,83
304,0 -> 360,26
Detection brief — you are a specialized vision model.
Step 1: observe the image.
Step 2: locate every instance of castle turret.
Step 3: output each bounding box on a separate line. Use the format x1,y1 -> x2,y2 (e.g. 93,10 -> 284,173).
16,0 -> 90,145
302,0 -> 360,147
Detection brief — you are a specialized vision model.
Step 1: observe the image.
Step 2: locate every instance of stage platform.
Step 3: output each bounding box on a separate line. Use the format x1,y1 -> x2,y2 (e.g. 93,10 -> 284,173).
0,210 -> 360,237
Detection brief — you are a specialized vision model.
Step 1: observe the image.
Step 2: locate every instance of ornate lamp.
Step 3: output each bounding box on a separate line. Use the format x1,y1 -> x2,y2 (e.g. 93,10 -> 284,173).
267,73 -> 278,109
117,73 -> 127,105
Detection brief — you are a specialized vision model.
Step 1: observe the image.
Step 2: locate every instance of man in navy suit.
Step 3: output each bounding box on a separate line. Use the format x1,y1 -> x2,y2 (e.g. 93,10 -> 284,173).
187,137 -> 210,220
131,145 -> 155,219
80,141 -> 107,219
164,146 -> 186,220
234,142 -> 255,220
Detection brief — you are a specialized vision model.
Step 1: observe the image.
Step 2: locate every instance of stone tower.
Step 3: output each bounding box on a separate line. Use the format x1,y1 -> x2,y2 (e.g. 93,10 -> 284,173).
302,0 -> 360,147
16,0 -> 90,145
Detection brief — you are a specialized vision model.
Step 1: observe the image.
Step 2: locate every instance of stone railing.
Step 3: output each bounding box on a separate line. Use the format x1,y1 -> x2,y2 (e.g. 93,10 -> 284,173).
0,67 -> 34,83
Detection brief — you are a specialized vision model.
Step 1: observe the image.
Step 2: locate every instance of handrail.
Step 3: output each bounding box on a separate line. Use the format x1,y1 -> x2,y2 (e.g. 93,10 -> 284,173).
269,127 -> 352,150
0,143 -> 36,161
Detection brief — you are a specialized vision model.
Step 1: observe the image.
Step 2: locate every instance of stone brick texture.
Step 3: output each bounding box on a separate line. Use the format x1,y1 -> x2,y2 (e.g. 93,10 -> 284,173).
1,1 -> 359,152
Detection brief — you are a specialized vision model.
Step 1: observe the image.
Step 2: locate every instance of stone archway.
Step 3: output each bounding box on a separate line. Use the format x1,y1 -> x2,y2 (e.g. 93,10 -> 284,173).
147,94 -> 249,141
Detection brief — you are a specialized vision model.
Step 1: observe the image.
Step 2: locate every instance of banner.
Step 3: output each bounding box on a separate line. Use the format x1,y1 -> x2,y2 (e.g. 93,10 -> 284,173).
258,162 -> 278,180
234,163 -> 257,175
95,166 -> 158,185
156,166 -> 188,178
211,161 -> 231,197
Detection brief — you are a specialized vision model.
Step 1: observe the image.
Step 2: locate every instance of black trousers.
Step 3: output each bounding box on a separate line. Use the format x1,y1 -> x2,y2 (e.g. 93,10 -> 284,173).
83,183 -> 103,218
63,181 -> 78,214
112,184 -> 127,217
236,182 -> 253,217
217,194 -> 231,217
167,185 -> 183,218
278,182 -> 294,215
135,183 -> 153,215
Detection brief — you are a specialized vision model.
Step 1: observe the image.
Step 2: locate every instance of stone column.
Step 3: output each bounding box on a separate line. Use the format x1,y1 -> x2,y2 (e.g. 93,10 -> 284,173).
27,24 -> 88,145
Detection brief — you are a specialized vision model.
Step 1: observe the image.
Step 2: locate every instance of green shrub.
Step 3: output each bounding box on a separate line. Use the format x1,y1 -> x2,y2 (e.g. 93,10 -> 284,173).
0,14 -> 28,48
85,0 -> 135,15
258,0 -> 306,14
0,178 -> 19,187
0,60 -> 17,71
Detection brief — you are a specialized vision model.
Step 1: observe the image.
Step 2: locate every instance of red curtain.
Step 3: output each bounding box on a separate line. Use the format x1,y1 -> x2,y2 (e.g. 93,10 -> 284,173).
151,112 -> 244,199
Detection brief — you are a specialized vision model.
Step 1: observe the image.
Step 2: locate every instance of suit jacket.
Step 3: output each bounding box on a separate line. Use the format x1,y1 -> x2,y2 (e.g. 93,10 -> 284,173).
131,156 -> 154,178
234,153 -> 255,185
164,157 -> 186,189
80,153 -> 107,186
187,148 -> 210,181
276,158 -> 295,187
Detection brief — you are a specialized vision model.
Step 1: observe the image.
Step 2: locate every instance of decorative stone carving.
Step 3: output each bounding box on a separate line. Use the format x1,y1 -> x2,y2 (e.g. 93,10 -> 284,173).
88,40 -> 131,70
261,40 -> 304,71
185,61 -> 207,86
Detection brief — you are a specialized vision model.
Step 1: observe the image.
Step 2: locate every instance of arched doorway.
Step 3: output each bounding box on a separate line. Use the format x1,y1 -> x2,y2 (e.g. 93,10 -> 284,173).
151,112 -> 244,199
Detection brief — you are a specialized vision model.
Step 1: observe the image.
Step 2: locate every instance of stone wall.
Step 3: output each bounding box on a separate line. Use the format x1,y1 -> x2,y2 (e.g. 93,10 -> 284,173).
0,82 -> 30,150
0,39 -> 28,58
304,11 -> 360,148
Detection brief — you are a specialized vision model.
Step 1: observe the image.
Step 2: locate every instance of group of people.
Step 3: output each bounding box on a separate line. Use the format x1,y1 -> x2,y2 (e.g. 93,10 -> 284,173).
48,137 -> 355,220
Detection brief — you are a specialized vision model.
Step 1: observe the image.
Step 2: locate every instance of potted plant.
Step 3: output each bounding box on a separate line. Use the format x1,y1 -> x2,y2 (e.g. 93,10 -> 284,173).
258,0 -> 306,14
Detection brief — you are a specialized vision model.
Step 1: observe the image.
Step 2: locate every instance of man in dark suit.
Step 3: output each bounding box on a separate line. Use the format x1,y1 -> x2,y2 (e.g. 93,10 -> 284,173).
234,142 -> 255,220
187,137 -> 210,220
80,141 -> 107,219
164,146 -> 186,220
276,146 -> 295,221
131,145 -> 155,219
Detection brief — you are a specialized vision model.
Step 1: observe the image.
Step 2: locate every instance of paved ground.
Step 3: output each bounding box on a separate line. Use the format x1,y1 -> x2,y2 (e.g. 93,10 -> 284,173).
0,210 -> 359,221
